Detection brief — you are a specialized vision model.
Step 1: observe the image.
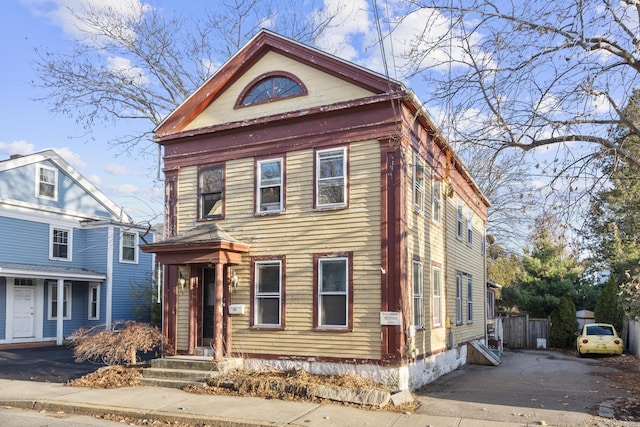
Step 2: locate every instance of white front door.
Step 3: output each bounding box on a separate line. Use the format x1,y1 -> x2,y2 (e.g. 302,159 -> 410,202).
13,287 -> 35,338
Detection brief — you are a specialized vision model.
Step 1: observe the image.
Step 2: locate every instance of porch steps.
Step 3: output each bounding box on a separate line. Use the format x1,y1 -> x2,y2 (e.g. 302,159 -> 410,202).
142,356 -> 229,389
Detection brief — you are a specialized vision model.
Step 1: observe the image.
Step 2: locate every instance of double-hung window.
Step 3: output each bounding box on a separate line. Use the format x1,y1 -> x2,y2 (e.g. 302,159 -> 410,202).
50,226 -> 71,261
432,179 -> 441,223
48,282 -> 71,320
467,275 -> 473,323
252,258 -> 284,328
120,231 -> 138,263
256,158 -> 284,213
316,148 -> 347,208
315,254 -> 351,329
199,166 -> 224,219
413,155 -> 425,213
412,260 -> 424,328
432,266 -> 442,326
455,273 -> 463,325
37,165 -> 57,200
88,284 -> 100,320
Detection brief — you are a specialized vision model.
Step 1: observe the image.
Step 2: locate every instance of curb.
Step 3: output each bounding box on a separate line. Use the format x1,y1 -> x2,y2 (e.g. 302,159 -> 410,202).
0,399 -> 270,427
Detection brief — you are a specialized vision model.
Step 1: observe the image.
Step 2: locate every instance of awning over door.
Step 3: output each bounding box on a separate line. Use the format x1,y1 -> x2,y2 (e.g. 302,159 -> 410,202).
0,262 -> 106,281
141,223 -> 250,264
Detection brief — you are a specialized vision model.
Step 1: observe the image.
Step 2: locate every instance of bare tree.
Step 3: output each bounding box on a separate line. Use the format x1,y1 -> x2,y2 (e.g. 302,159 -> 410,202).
33,0 -> 343,155
395,0 -> 640,232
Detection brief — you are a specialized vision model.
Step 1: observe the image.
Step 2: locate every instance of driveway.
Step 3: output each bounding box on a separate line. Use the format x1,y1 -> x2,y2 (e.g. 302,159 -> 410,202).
0,346 -> 103,383
415,349 -> 634,426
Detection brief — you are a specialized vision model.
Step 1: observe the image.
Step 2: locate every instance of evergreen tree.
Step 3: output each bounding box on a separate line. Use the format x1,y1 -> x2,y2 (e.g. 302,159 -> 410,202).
549,294 -> 578,348
594,275 -> 624,332
511,227 -> 582,317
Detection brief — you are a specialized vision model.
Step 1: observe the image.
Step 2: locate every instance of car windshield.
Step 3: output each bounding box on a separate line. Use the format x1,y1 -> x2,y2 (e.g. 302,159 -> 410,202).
586,325 -> 614,336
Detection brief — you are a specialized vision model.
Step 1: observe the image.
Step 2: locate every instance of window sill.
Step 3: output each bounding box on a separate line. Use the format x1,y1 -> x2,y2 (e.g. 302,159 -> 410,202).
250,326 -> 284,331
313,327 -> 351,333
314,205 -> 348,212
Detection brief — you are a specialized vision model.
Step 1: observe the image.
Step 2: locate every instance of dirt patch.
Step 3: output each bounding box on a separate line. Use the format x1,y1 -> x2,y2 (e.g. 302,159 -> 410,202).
66,364 -> 144,388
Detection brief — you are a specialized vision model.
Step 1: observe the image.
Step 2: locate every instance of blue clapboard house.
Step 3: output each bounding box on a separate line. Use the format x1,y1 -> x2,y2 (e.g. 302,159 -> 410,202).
0,150 -> 155,347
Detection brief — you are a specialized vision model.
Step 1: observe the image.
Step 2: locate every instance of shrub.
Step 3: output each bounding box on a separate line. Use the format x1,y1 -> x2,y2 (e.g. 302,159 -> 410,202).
549,293 -> 577,348
595,274 -> 624,332
69,320 -> 163,365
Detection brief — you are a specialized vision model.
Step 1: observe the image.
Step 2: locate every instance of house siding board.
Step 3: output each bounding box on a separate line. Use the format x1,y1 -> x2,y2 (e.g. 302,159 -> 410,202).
184,51 -> 375,132
0,279 -> 5,340
173,140 -> 383,360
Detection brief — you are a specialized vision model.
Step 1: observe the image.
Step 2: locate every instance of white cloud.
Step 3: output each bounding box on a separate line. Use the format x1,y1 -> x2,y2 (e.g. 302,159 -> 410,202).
315,0 -> 375,62
87,174 -> 102,185
21,0 -> 151,46
55,147 -> 88,169
0,140 -> 34,157
105,163 -> 129,175
110,183 -> 141,195
107,56 -> 149,85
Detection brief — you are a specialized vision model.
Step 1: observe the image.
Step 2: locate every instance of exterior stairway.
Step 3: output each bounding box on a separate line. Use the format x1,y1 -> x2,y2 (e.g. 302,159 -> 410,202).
142,356 -> 237,389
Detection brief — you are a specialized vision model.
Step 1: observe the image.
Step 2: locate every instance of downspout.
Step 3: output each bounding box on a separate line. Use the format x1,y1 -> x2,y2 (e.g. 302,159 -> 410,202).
106,226 -> 114,329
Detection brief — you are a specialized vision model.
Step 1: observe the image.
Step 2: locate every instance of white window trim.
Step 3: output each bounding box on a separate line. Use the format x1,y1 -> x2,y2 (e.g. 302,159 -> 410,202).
318,256 -> 349,328
48,282 -> 71,320
49,225 -> 72,262
256,158 -> 284,213
432,266 -> 442,326
456,200 -> 464,240
413,155 -> 425,213
412,260 -> 424,328
432,178 -> 441,224
315,147 -> 347,208
88,284 -> 100,320
467,275 -> 473,323
36,164 -> 58,201
119,230 -> 139,264
456,273 -> 463,324
253,260 -> 283,327
467,209 -> 473,245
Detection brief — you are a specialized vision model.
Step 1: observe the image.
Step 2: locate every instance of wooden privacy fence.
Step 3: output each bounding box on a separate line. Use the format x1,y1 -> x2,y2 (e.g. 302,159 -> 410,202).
502,314 -> 550,349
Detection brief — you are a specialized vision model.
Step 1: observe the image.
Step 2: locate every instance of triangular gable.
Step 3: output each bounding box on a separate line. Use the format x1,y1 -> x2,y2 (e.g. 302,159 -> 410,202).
155,29 -> 404,139
0,149 -> 133,223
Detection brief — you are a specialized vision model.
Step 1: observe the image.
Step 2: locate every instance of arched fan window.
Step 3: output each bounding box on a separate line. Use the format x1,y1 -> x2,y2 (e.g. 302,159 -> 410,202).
236,72 -> 306,107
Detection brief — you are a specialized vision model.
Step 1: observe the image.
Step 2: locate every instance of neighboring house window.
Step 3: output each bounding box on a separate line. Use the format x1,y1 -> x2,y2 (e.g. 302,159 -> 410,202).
37,165 -> 57,200
457,200 -> 464,239
48,282 -> 71,320
316,147 -> 347,208
315,253 -> 352,329
467,275 -> 473,323
256,158 -> 284,213
120,231 -> 138,263
238,73 -> 306,107
413,260 -> 424,328
456,273 -> 463,325
432,266 -> 442,326
50,226 -> 71,261
467,209 -> 473,245
199,166 -> 224,219
413,155 -> 425,213
88,284 -> 100,320
432,179 -> 441,223
487,289 -> 496,319
252,257 -> 284,328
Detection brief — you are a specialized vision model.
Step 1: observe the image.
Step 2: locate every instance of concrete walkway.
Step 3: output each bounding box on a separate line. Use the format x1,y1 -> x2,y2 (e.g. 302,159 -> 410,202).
0,378 -> 546,427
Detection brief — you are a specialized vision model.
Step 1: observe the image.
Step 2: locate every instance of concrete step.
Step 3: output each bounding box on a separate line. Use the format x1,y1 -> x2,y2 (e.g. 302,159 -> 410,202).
150,357 -> 217,371
142,367 -> 218,381
141,377 -> 205,389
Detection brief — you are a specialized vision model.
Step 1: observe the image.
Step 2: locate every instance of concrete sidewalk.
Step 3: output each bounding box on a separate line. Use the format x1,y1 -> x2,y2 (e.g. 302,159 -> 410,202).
0,378 -> 535,427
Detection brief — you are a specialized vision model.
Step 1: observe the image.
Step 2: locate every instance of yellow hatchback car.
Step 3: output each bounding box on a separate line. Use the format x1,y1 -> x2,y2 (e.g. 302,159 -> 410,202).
576,323 -> 623,356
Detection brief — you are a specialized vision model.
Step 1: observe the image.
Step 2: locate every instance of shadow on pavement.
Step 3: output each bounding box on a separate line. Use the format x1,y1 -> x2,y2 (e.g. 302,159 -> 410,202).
0,346 -> 104,383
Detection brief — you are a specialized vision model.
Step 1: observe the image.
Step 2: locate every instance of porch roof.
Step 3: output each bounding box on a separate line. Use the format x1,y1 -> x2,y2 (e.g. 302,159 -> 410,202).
141,223 -> 250,265
0,262 -> 106,281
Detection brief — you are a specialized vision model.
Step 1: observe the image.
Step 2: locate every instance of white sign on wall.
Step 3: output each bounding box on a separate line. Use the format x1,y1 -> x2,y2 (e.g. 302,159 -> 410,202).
380,311 -> 402,326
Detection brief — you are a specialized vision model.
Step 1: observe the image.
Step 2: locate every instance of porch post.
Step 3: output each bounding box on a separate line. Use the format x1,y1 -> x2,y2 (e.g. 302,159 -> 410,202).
56,278 -> 64,345
214,262 -> 224,362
